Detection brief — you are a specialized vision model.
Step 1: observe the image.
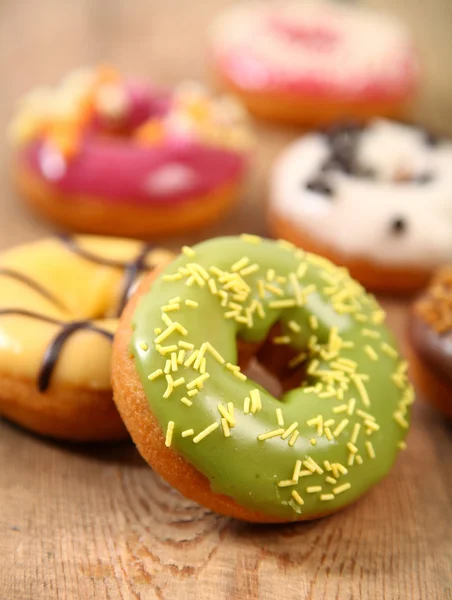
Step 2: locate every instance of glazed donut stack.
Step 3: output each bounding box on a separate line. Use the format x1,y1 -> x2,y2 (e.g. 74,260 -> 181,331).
2,0 -> 450,525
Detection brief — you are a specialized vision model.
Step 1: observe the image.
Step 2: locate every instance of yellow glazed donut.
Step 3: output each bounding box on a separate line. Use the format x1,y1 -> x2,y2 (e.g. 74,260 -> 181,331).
113,236 -> 413,522
0,235 -> 172,441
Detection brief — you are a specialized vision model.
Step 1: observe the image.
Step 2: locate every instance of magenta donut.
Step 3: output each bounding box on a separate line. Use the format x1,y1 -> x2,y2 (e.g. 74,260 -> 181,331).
9,66 -> 252,237
210,1 -> 420,125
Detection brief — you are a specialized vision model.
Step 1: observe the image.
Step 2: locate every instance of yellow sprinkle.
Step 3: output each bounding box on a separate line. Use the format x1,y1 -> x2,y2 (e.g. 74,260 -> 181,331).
281,421 -> 298,440
240,264 -> 259,276
299,470 -> 313,478
324,419 -> 335,427
182,245 -> 196,257
278,479 -> 297,488
356,409 -> 375,421
333,482 -> 351,495
208,278 -> 218,295
177,349 -> 185,365
393,411 -> 409,429
179,340 -> 194,350
164,360 -> 172,374
184,350 -> 199,368
365,419 -> 380,432
233,370 -> 247,381
292,459 -> 302,482
181,429 -> 194,438
156,344 -> 178,356
250,389 -> 262,413
165,421 -> 175,447
320,494 -> 335,501
180,397 -> 192,407
193,343 -> 207,371
277,239 -> 295,250
324,427 -> 333,441
193,422 -> 219,444
350,423 -> 361,445
273,335 -> 291,345
288,430 -> 299,447
365,440 -> 376,459
200,357 -> 207,374
331,464 -> 340,479
306,457 -> 323,474
355,455 -> 363,465
224,309 -> 240,319
364,345 -> 379,361
333,404 -> 348,414
154,323 -> 179,344
309,315 -> 319,330
187,389 -> 198,397
288,272 -> 303,306
347,442 -> 358,454
154,327 -> 162,335
185,299 -> 198,308
161,313 -> 173,328
347,453 -> 355,467
162,303 -> 180,313
139,342 -> 148,351
324,460 -> 332,472
148,369 -> 163,381
268,299 -> 297,309
171,352 -> 178,372
352,376 -> 371,407
381,342 -> 398,359
187,373 -> 210,390
276,408 -> 284,427
336,463 -> 348,476
221,418 -> 231,438
231,256 -> 250,272
362,328 -> 380,339
291,490 -> 304,506
307,486 -> 322,494
163,374 -> 175,398
266,268 -> 275,282
173,376 -> 185,387
241,234 -> 261,244
297,263 -> 308,278
257,428 -> 284,441
310,438 -> 317,446
168,296 -> 181,304
325,476 -> 337,485
243,397 -> 250,414
205,342 -> 225,364
265,282 -> 284,297
218,404 -> 235,426
398,441 -> 407,450
162,273 -> 183,281
288,320 -> 301,333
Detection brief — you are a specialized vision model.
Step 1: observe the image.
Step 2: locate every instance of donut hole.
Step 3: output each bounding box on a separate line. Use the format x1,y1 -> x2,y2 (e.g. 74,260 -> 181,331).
239,322 -> 308,398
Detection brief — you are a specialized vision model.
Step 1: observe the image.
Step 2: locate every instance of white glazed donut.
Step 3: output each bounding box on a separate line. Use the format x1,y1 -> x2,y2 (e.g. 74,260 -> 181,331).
210,1 -> 420,125
270,119 -> 452,292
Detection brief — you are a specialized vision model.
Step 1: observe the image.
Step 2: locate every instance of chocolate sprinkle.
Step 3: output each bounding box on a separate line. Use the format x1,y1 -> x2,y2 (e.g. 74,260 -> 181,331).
390,217 -> 407,235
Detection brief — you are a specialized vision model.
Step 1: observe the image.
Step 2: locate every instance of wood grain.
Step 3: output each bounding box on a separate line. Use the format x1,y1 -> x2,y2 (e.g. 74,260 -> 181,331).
0,1 -> 451,599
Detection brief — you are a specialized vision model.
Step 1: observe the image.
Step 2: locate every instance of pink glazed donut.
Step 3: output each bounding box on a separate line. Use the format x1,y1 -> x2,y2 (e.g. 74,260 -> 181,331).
210,1 -> 420,126
9,66 -> 252,238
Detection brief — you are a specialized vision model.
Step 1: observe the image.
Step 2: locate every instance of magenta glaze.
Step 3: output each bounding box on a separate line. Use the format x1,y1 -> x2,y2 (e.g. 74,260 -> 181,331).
20,79 -> 246,206
21,136 -> 245,205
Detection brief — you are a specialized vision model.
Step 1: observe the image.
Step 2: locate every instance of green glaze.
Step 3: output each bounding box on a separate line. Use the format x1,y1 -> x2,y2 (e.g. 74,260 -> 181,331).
130,236 -> 413,520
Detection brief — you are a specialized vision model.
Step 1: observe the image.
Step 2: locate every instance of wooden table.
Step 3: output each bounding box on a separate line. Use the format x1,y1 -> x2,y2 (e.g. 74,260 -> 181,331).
0,1 -> 451,598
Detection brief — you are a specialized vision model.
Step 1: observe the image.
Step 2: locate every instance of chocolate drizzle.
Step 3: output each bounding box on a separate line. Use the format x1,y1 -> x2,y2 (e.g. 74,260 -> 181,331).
0,268 -> 67,311
58,234 -> 155,316
0,236 -> 158,392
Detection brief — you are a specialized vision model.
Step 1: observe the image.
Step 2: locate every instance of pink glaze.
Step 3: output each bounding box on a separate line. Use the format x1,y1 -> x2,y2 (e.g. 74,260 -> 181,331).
20,79 -> 246,206
212,5 -> 420,101
21,135 -> 245,205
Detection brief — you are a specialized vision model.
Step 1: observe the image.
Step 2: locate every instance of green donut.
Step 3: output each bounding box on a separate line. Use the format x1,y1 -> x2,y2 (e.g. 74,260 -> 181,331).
130,236 -> 413,521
